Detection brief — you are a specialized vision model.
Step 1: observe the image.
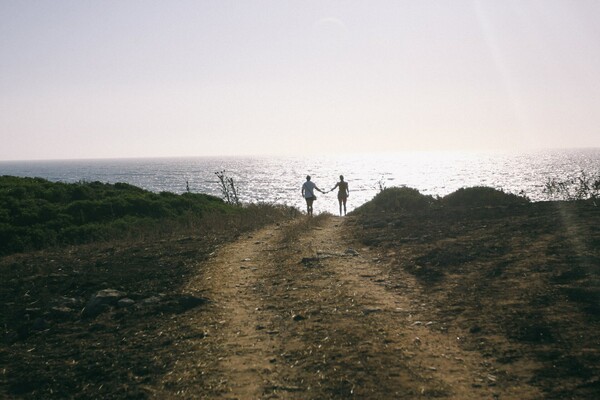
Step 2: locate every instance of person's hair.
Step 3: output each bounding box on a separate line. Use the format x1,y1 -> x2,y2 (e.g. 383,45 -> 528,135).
340,175 -> 344,180
306,175 -> 311,180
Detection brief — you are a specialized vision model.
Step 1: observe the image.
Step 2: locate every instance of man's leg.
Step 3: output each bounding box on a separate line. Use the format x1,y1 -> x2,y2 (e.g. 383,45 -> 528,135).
307,199 -> 314,215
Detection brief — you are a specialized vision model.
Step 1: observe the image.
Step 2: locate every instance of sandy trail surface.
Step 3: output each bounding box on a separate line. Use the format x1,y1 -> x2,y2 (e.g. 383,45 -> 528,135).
154,215 -> 540,399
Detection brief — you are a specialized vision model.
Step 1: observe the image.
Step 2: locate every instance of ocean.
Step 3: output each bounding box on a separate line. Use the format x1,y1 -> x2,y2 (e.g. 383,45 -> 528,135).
1,149 -> 598,215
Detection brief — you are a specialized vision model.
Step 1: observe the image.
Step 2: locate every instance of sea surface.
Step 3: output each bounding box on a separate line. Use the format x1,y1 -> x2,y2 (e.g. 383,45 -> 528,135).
1,149 -> 598,215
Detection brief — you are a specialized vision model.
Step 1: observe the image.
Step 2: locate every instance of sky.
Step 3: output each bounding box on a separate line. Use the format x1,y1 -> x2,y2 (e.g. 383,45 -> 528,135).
1,0 -> 599,161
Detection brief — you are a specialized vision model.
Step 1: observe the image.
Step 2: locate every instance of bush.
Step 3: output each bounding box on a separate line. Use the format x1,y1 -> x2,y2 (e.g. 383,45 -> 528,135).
0,176 -> 251,255
442,187 -> 529,207
354,185 -> 530,216
0,176 -> 302,255
354,186 -> 435,214
544,170 -> 600,205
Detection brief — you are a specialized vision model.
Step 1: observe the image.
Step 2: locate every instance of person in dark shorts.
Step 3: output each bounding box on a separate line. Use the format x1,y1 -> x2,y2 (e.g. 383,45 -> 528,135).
301,175 -> 324,216
330,175 -> 349,216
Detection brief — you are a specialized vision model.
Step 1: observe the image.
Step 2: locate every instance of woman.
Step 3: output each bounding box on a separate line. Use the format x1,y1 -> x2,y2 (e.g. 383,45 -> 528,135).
330,175 -> 349,216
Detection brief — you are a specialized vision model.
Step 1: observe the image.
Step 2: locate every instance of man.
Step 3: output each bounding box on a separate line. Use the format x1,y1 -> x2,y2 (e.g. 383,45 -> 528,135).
301,175 -> 324,216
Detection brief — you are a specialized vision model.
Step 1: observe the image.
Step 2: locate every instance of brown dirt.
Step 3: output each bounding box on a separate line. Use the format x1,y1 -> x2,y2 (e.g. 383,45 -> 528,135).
350,201 -> 600,399
1,201 -> 599,399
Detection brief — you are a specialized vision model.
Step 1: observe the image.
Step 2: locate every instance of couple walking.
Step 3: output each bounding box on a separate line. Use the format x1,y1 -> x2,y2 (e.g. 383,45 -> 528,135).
302,175 -> 349,216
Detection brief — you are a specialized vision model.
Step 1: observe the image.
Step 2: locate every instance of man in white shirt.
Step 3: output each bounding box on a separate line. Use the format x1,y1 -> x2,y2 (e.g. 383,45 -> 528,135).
301,175 -> 324,216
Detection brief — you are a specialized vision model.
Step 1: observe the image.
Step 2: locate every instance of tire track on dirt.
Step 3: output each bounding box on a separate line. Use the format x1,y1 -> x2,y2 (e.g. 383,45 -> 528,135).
152,224 -> 290,399
154,215 -> 542,398
199,225 -> 290,399
308,216 -> 541,399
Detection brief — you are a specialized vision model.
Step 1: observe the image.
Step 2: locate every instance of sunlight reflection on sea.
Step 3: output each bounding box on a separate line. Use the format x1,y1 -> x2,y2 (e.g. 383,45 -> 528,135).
1,149 -> 598,215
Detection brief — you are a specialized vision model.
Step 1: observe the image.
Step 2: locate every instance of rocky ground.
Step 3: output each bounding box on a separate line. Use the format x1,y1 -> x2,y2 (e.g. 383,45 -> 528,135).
1,201 -> 599,399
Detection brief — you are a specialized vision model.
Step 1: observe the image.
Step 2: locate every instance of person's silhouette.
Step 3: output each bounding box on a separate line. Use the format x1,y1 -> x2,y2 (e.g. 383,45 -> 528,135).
330,175 -> 349,216
301,175 -> 323,216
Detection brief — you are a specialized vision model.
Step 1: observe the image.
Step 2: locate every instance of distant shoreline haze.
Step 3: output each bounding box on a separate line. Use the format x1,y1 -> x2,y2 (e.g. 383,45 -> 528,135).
1,146 -> 599,163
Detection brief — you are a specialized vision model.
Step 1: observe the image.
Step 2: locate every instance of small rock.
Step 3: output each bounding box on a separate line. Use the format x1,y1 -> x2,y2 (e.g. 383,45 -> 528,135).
82,289 -> 126,318
57,297 -> 80,307
96,288 -> 126,300
117,298 -> 135,308
300,257 -> 320,266
363,307 -> 383,315
50,306 -> 75,318
292,314 -> 305,321
140,296 -> 161,305
345,248 -> 360,256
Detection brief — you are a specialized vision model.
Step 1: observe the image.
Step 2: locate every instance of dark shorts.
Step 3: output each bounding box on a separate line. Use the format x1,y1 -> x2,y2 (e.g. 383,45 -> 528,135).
306,196 -> 316,202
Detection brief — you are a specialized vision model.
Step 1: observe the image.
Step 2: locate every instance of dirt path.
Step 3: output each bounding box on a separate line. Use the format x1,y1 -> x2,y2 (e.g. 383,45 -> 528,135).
154,215 -> 541,399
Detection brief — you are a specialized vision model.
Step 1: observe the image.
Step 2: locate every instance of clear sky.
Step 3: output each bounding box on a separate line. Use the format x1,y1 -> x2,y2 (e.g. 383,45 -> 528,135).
1,0 -> 599,161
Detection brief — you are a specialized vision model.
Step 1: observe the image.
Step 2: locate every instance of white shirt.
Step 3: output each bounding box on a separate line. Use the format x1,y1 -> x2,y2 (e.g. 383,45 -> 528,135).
302,180 -> 317,198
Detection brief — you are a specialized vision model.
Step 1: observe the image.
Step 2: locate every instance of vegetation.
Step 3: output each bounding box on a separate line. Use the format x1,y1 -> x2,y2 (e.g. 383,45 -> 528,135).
351,189 -> 600,398
354,185 -> 528,215
354,186 -> 436,213
215,170 -> 240,206
0,176 -> 296,256
278,212 -> 330,246
441,186 -> 529,207
544,170 -> 600,205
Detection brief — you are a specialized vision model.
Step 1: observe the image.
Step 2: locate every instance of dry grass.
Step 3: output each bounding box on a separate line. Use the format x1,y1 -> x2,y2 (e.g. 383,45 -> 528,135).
80,202 -> 302,250
278,213 -> 331,246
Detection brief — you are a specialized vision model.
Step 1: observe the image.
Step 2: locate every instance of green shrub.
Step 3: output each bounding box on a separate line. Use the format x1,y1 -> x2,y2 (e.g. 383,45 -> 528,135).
0,177 -> 207,254
442,186 -> 529,207
0,176 -> 297,256
354,186 -> 435,214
